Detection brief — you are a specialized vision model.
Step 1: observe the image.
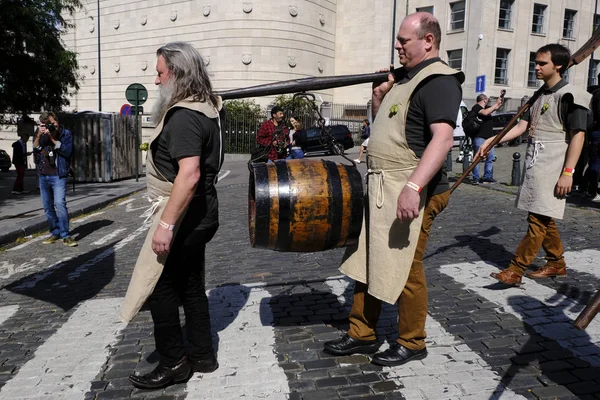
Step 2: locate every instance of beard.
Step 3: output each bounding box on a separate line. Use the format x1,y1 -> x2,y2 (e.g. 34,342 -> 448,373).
151,81 -> 176,124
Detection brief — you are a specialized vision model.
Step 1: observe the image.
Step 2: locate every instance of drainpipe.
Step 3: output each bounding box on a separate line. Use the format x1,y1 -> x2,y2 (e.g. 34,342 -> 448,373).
391,0 -> 398,67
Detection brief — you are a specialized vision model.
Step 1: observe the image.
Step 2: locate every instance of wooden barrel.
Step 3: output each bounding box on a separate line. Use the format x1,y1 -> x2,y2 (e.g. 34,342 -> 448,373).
249,159 -> 364,252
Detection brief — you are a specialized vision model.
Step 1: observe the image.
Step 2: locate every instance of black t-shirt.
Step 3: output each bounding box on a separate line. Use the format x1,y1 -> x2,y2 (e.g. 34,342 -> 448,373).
472,104 -> 494,139
151,107 -> 223,232
395,58 -> 463,195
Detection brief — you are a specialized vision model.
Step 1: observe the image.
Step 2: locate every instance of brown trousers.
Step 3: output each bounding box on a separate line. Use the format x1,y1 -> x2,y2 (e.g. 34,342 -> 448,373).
347,193 -> 447,351
507,212 -> 565,276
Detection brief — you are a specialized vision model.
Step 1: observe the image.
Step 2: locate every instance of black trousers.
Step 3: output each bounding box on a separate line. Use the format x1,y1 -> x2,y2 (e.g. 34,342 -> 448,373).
149,224 -> 217,366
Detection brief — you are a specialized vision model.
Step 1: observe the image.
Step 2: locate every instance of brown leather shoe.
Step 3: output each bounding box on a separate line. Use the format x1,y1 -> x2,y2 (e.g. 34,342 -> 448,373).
490,269 -> 523,286
526,264 -> 567,279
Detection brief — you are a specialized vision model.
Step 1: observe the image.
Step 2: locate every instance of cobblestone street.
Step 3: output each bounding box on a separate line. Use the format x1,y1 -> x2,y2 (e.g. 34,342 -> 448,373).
0,163 -> 599,399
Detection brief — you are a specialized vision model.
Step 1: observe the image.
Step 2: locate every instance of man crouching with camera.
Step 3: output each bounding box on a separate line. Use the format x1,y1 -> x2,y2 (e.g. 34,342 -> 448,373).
33,112 -> 77,247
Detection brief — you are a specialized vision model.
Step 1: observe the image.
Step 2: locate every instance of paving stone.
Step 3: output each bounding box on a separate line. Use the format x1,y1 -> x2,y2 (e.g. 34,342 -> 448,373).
96,389 -> 133,399
531,385 -> 576,398
301,389 -> 340,400
315,376 -> 348,388
304,359 -> 338,370
566,381 -> 600,395
347,373 -> 382,384
372,380 -> 401,393
289,380 -> 315,392
337,385 -> 372,397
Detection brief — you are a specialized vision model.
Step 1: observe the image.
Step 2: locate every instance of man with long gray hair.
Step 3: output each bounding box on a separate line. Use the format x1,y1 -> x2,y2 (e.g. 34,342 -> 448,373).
121,41 -> 224,389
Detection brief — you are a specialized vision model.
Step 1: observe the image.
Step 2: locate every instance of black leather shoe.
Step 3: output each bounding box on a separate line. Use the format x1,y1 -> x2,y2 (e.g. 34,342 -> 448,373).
371,343 -> 427,366
323,334 -> 380,356
190,355 -> 219,373
129,357 -> 192,389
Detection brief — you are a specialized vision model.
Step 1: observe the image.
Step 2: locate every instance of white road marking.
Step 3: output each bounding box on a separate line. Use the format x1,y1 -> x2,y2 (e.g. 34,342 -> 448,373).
0,305 -> 19,325
92,228 -> 127,246
0,298 -> 125,399
186,285 -> 289,399
72,212 -> 105,224
7,235 -> 50,251
564,249 -> 600,277
324,278 -> 526,399
0,258 -> 48,280
14,222 -> 151,289
217,170 -> 231,182
125,203 -> 147,213
440,258 -> 600,366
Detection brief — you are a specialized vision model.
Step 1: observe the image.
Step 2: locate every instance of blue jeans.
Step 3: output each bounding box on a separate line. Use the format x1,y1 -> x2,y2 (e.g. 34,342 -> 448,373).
286,148 -> 304,159
472,137 -> 494,181
39,175 -> 70,239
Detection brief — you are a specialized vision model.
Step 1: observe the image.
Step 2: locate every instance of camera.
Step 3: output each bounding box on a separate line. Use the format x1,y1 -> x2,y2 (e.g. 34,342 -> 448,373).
47,123 -> 57,133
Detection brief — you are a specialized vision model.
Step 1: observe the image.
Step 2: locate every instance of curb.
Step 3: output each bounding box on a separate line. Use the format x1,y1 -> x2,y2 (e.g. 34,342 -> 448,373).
0,187 -> 145,248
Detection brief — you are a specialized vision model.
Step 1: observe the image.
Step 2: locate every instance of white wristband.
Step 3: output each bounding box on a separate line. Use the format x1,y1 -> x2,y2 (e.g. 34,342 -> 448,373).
159,220 -> 175,231
405,181 -> 422,193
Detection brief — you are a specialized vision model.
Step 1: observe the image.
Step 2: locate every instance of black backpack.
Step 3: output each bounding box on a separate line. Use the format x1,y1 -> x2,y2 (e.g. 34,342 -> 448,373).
462,109 -> 482,138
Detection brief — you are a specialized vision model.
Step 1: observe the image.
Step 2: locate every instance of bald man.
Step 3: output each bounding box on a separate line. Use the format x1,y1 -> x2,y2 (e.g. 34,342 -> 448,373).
324,12 -> 464,367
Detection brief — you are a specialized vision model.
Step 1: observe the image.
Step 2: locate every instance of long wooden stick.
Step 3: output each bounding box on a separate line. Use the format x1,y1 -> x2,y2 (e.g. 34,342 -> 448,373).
217,72 -> 390,100
449,27 -> 600,194
574,289 -> 600,330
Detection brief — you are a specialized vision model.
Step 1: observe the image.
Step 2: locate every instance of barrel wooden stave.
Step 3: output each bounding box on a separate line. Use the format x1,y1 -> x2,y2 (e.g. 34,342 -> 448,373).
249,158 -> 363,252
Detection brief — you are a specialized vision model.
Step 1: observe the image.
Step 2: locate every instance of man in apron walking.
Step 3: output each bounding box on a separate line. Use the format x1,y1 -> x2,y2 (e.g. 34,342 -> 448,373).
323,12 -> 463,366
476,44 -> 590,286
121,41 -> 224,389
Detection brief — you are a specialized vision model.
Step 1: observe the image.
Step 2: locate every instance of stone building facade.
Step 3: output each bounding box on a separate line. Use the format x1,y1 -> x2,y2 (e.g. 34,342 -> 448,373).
62,0 -> 599,115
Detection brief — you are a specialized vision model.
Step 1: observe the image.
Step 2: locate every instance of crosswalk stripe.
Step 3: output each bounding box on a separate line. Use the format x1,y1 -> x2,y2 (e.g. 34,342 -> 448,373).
7,235 -> 50,252
323,278 -> 526,399
0,298 -> 125,399
0,305 -> 19,325
439,260 -> 600,366
186,285 -> 289,399
564,249 -> 600,277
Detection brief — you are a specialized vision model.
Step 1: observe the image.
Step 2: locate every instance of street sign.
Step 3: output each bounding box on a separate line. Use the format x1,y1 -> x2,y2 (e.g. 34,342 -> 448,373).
125,83 -> 148,105
120,104 -> 132,115
125,83 -> 148,183
476,75 -> 486,93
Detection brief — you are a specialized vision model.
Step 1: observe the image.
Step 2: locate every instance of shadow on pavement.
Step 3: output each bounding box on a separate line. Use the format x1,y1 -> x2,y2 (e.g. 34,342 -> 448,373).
71,219 -> 114,241
5,241 -> 116,311
492,294 -> 600,399
425,226 -> 514,267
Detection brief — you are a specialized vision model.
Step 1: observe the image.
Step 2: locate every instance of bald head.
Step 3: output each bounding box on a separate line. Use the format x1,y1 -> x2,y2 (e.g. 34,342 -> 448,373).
395,12 -> 441,70
407,12 -> 441,49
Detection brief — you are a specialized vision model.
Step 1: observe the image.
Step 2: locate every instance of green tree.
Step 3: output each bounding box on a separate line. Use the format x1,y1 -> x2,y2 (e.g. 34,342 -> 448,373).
0,0 -> 82,115
223,99 -> 264,153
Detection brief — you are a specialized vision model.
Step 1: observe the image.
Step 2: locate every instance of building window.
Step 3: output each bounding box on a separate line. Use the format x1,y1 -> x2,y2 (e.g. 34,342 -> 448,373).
495,48 -> 510,85
563,9 -> 577,39
417,6 -> 433,14
532,3 -> 546,34
528,52 -> 540,88
447,49 -> 463,70
498,0 -> 514,30
589,60 -> 600,86
594,14 -> 600,31
450,1 -> 465,31
563,69 -> 571,83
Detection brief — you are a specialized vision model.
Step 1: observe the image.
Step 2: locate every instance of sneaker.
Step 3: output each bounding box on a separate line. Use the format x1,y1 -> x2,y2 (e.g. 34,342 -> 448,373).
592,194 -> 600,203
63,237 -> 78,247
42,236 -> 60,245
354,159 -> 361,164
483,178 -> 497,184
11,191 -> 23,195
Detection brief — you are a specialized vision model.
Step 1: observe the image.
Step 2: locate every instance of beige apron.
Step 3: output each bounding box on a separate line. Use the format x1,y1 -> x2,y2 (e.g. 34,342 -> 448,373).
516,84 -> 590,220
120,98 -> 222,322
340,62 -> 464,304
